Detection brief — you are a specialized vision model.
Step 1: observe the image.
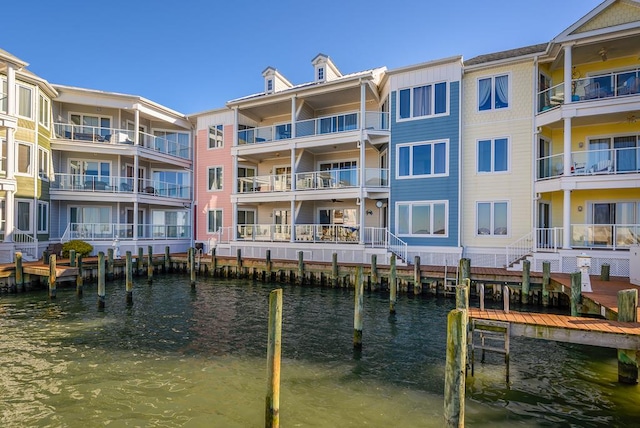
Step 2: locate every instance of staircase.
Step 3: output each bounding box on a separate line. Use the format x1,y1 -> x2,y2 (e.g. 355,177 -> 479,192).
14,232 -> 38,260
505,231 -> 533,269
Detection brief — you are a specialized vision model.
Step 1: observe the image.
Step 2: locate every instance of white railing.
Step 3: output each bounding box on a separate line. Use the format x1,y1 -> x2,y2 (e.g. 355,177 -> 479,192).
387,230 -> 408,262
64,223 -> 191,241
295,112 -> 359,138
536,146 -> 640,180
14,232 -> 38,259
237,123 -> 291,145
536,153 -> 564,180
236,224 -> 292,241
534,227 -> 563,252
53,123 -> 191,159
571,223 -> 640,249
237,174 -> 291,193
363,111 -> 390,131
363,227 -> 387,248
51,174 -> 190,198
295,169 -> 359,190
505,231 -> 534,267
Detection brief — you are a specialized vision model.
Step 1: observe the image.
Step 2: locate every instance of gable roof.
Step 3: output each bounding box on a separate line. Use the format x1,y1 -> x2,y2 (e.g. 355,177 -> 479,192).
553,0 -> 640,42
464,43 -> 548,67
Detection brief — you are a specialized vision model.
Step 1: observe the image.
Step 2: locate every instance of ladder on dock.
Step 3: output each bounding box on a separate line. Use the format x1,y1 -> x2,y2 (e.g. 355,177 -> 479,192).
468,319 -> 510,381
443,261 -> 458,294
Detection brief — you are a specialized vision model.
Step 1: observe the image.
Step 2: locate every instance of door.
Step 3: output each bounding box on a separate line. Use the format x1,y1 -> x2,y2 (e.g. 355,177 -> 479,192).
592,203 -> 613,246
537,201 -> 551,249
274,166 -> 291,191
538,137 -> 552,178
126,208 -> 144,238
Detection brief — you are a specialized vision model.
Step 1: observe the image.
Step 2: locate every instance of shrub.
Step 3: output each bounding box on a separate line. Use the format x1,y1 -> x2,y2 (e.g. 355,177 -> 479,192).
62,240 -> 93,258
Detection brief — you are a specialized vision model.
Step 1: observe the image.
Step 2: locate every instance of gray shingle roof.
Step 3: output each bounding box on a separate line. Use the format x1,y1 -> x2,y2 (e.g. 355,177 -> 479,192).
465,43 -> 548,66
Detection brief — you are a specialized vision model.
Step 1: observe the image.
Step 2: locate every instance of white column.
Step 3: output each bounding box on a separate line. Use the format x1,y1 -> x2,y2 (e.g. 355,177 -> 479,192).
563,116 -> 572,175
134,109 -> 140,145
232,154 -> 238,242
290,200 -> 296,242
563,189 -> 571,249
359,81 -> 366,244
4,63 -> 17,242
233,107 -> 239,147
133,202 -> 139,239
290,96 -> 296,138
563,45 -> 573,104
290,148 -> 296,242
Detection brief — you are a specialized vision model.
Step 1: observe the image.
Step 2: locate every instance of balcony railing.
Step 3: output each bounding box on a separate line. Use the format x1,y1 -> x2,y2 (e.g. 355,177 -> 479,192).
571,223 -> 640,249
537,69 -> 640,113
295,169 -> 359,190
237,174 -> 291,193
235,224 -> 292,241
51,173 -> 191,198
536,147 -> 640,180
53,123 -> 191,159
0,92 -> 7,114
64,223 -> 191,241
236,111 -> 389,145
535,227 -> 563,252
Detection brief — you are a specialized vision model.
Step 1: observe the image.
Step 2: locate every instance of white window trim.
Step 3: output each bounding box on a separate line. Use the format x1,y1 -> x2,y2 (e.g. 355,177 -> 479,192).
69,158 -> 112,179
15,141 -> 34,177
208,124 -> 224,149
207,208 -> 223,234
396,139 -> 450,179
476,136 -> 511,174
207,166 -> 223,192
475,200 -> 510,237
37,201 -> 49,233
15,199 -> 34,233
477,73 -> 511,113
395,200 -> 449,238
316,158 -> 358,170
16,83 -> 34,120
38,93 -> 50,129
396,81 -> 449,122
38,146 -> 50,181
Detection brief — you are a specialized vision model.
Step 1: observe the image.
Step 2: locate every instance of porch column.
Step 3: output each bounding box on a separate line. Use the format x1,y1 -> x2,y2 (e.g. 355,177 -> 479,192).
290,200 -> 296,242
290,147 -> 296,191
133,201 -> 139,239
233,107 -> 239,147
4,63 -> 17,242
563,189 -> 571,249
563,116 -> 572,175
134,109 -> 140,145
563,45 -> 573,104
290,95 -> 296,139
232,154 -> 238,242
359,82 -> 366,245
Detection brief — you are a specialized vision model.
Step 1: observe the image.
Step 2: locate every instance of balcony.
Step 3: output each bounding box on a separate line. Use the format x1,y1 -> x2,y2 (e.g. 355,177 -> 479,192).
536,147 -> 640,180
53,123 -> 191,159
63,223 -> 191,241
51,174 -> 191,199
537,69 -> 640,113
227,224 -> 360,243
237,174 -> 291,193
294,168 -> 388,191
237,111 -> 389,145
572,224 -> 640,249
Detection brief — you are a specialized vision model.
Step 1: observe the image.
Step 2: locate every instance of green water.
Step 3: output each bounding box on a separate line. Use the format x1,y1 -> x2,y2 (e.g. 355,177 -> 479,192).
0,275 -> 638,427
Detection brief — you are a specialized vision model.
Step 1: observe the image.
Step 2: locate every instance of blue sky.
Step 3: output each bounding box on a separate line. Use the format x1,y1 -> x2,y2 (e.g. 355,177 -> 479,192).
3,0 -> 603,114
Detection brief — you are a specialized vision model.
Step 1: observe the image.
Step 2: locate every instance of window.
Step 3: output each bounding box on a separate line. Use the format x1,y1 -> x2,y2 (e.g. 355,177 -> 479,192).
266,79 -> 273,92
39,94 -> 50,128
398,82 -> 447,120
478,138 -> 509,173
318,67 -> 324,81
477,201 -> 508,236
396,201 -> 447,237
207,209 -> 222,233
70,159 -> 111,189
397,140 -> 448,178
17,84 -> 33,119
38,147 -> 49,180
70,114 -> 111,138
37,201 -> 48,233
208,166 -> 223,191
152,170 -> 190,198
208,125 -> 223,149
152,210 -> 189,238
0,79 -> 7,113
478,74 -> 509,111
16,142 -> 33,175
153,130 -> 190,158
16,200 -> 32,232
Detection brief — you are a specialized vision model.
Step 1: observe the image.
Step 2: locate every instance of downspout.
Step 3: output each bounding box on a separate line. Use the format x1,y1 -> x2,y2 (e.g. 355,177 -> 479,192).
457,61 -> 463,252
532,56 -> 539,252
359,79 -> 366,245
190,121 -> 195,250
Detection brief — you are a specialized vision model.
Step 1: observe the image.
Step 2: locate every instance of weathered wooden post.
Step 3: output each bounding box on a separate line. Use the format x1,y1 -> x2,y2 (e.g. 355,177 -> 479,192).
76,255 -> 83,296
353,265 -> 364,349
147,246 -> 153,284
570,272 -> 581,317
42,250 -> 49,264
390,253 -> 397,314
521,260 -> 530,304
137,247 -> 144,276
164,246 -> 171,273
503,285 -> 510,314
190,247 -> 196,288
211,247 -> 217,276
444,308 -> 467,427
97,252 -> 106,308
107,248 -> 114,280
126,251 -> 133,305
265,288 -> 282,428
456,278 -> 470,310
236,248 -> 242,278
414,256 -> 421,295
297,251 -> 304,285
601,263 -> 610,281
15,252 -> 23,292
69,249 -> 76,267
49,254 -> 57,299
266,249 -> 272,282
542,261 -> 550,307
479,283 -> 485,311
332,253 -> 338,287
459,257 -> 471,284
370,254 -> 379,291
617,289 -> 638,384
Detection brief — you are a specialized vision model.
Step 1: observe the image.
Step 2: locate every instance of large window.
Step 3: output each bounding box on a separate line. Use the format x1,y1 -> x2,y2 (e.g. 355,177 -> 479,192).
207,209 -> 222,233
208,166 -> 223,191
478,74 -> 509,111
37,201 -> 48,233
17,84 -> 33,119
477,201 -> 509,236
70,114 -> 111,138
209,125 -> 223,149
478,138 -> 509,173
398,82 -> 447,120
16,142 -> 33,175
152,170 -> 190,198
152,210 -> 189,238
39,94 -> 50,128
153,130 -> 190,158
38,147 -> 49,180
16,200 -> 32,232
70,159 -> 111,189
396,201 -> 447,237
397,140 -> 448,178
0,79 -> 7,113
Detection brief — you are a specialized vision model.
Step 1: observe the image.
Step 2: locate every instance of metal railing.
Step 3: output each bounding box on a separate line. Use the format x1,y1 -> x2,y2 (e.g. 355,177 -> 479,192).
14,232 -> 38,259
295,169 -> 359,190
505,231 -> 534,267
536,146 -> 640,180
62,223 -> 191,241
237,123 -> 292,145
236,224 -> 292,241
294,224 -> 360,243
571,223 -> 640,249
363,227 -> 387,247
237,174 -> 291,193
538,82 -> 565,112
53,123 -> 191,159
51,174 -> 191,198
387,230 -> 408,262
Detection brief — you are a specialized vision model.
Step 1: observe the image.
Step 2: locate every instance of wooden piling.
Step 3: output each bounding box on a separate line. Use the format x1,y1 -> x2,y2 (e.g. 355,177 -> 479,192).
97,252 -> 105,308
266,250 -> 272,281
617,289 -> 638,384
521,260 -> 530,304
147,246 -> 153,284
601,263 -> 610,281
107,248 -> 114,280
353,265 -> 364,349
456,278 -> 469,310
503,285 -> 510,313
542,261 -> 550,307
126,251 -> 133,304
164,246 -> 171,273
69,249 -> 76,267
15,252 -> 23,292
137,247 -> 144,275
190,247 -> 196,288
297,251 -> 304,285
390,253 -> 397,314
332,253 -> 338,287
236,249 -> 242,278
570,272 -> 581,317
459,258 -> 471,284
211,248 -> 217,275
444,308 -> 467,428
265,288 -> 282,428
371,254 -> 379,291
49,254 -> 57,299
76,256 -> 83,296
414,256 -> 421,295
479,283 -> 485,311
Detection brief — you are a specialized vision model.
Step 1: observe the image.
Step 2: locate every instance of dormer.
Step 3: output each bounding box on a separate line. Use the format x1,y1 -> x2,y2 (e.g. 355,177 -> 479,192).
311,53 -> 342,83
262,66 -> 293,94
